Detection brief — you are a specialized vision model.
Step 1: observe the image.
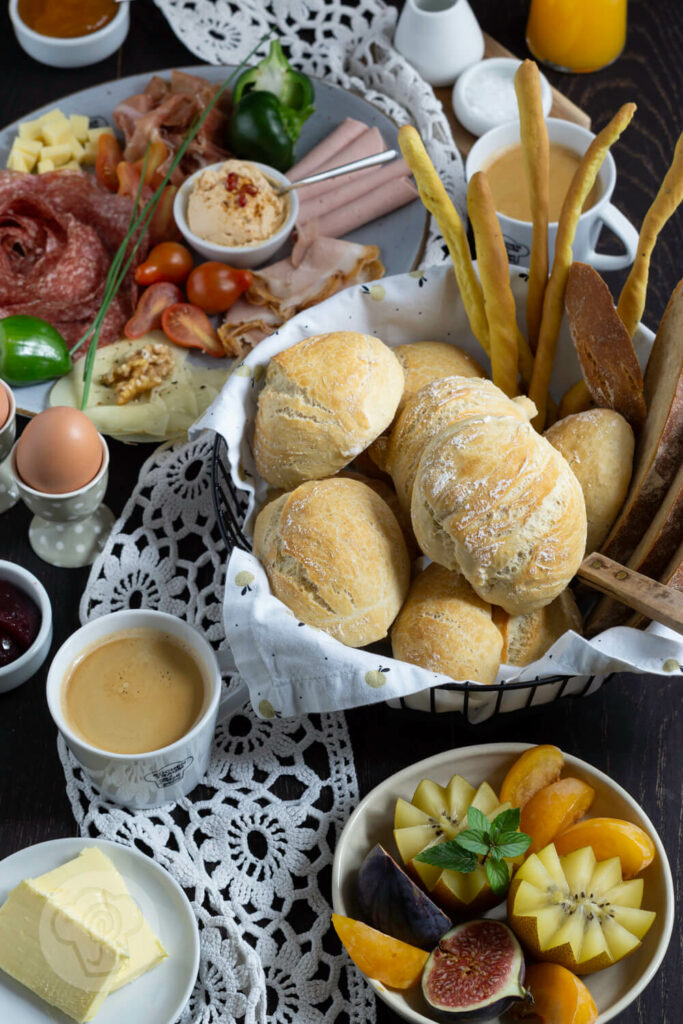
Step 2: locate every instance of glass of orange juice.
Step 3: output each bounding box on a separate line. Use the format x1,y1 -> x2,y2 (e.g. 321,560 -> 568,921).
526,0 -> 627,73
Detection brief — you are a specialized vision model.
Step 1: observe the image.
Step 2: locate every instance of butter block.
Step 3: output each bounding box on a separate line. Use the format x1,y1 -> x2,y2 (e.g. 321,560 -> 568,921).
70,114 -> 90,142
18,118 -> 43,141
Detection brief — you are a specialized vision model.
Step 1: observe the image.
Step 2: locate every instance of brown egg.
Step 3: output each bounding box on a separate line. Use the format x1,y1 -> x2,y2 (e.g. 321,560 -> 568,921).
16,407 -> 102,494
0,383 -> 9,430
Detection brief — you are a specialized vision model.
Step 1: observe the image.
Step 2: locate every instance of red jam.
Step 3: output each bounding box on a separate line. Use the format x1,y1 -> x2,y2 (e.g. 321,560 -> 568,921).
0,580 -> 41,667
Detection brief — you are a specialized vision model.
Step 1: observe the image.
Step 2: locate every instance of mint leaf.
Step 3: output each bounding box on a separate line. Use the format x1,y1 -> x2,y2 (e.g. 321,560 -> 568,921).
490,808 -> 522,835
454,830 -> 489,856
488,846 -> 503,862
485,856 -> 510,894
467,806 -> 491,834
414,841 -> 477,873
495,831 -> 532,858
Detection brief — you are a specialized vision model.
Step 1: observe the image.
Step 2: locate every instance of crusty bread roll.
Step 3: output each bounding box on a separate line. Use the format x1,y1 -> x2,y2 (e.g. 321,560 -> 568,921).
253,477 -> 410,647
545,409 -> 634,553
253,331 -> 404,489
411,415 -> 587,615
493,589 -> 583,667
339,470 -> 420,560
378,376 -> 536,514
391,563 -> 502,685
393,341 -> 485,416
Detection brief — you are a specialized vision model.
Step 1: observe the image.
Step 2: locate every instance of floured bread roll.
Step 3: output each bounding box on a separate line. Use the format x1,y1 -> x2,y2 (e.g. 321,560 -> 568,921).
393,341 -> 485,416
493,589 -> 583,666
253,477 -> 410,647
544,409 -> 634,553
376,375 -> 536,514
253,331 -> 404,489
392,563 -> 502,685
411,415 -> 587,615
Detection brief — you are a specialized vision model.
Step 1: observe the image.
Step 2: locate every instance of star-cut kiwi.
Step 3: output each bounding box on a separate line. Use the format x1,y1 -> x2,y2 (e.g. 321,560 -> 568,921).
507,843 -> 656,974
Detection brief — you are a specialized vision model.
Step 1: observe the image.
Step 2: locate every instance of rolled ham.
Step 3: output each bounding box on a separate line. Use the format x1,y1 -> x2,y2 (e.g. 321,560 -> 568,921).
293,127 -> 386,202
308,177 -> 419,240
288,117 -> 368,180
297,156 -> 412,225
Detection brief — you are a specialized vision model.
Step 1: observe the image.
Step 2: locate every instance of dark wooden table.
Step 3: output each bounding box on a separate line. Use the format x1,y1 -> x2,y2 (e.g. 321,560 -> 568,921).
0,2 -> 680,1022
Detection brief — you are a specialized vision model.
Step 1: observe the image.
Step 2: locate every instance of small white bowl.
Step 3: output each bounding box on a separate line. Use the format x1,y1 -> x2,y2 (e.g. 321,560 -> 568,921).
0,560 -> 52,693
332,744 -> 674,1024
9,0 -> 129,69
453,57 -> 552,137
174,161 -> 299,269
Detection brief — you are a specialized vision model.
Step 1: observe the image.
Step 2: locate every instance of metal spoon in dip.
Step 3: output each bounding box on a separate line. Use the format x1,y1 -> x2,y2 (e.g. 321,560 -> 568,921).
274,149 -> 398,195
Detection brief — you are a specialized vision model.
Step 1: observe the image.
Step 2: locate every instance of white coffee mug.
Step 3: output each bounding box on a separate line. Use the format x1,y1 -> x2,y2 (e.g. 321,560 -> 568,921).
47,609 -> 240,809
465,118 -> 639,271
394,0 -> 485,87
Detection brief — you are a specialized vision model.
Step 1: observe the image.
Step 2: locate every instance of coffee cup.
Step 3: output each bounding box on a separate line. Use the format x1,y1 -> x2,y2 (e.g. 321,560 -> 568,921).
46,609 -> 238,809
465,118 -> 639,271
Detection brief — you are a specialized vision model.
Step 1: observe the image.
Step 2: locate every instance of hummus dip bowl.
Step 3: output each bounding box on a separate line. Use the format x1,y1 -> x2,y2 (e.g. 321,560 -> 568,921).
174,160 -> 299,268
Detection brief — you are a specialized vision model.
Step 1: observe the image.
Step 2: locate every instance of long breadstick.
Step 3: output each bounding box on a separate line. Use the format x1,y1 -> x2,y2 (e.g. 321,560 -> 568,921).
398,125 -> 490,352
467,172 -> 520,397
617,133 -> 683,337
529,103 -> 636,430
515,60 -> 549,352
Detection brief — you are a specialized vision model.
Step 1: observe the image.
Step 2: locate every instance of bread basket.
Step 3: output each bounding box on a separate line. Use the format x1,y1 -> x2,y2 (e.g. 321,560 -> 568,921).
201,265 -> 682,723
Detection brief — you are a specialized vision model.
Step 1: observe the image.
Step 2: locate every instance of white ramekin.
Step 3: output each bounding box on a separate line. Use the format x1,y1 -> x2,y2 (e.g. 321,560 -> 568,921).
0,560 -> 52,694
174,160 -> 299,268
9,0 -> 129,69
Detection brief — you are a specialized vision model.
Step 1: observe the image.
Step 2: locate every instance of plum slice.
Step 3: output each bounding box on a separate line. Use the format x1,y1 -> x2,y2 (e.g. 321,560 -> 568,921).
357,844 -> 451,951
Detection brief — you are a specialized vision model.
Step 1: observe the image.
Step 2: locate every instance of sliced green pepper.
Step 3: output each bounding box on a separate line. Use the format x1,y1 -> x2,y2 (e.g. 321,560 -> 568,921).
233,39 -> 315,138
0,315 -> 72,386
227,91 -> 295,172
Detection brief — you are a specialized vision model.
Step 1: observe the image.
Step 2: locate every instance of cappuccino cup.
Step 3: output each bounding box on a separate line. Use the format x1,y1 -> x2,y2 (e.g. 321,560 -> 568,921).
466,118 -> 639,271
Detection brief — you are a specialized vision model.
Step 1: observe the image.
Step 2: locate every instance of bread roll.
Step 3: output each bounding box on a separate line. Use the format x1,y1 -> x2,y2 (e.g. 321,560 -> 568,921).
493,589 -> 582,666
392,563 -> 502,685
253,331 -> 404,489
411,415 -> 587,615
393,341 -> 485,415
545,409 -> 634,553
379,375 -> 536,515
253,477 -> 410,647
339,470 -> 420,560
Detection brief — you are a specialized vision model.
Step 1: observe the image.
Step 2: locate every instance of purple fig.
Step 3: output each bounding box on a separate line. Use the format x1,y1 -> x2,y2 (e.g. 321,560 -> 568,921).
422,920 -> 528,1022
357,844 -> 452,950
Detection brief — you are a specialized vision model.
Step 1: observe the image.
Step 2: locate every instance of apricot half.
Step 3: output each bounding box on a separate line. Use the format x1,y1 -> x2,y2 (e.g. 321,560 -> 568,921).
331,913 -> 428,988
521,777 -> 595,855
500,745 -> 565,808
554,817 -> 655,878
511,963 -> 598,1024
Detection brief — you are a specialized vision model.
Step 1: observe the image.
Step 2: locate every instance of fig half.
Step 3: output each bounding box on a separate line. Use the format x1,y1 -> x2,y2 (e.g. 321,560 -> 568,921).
422,920 -> 528,1022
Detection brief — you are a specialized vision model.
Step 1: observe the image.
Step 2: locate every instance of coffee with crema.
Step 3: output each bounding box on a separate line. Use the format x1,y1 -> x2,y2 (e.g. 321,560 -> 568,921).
483,141 -> 602,222
62,629 -> 205,754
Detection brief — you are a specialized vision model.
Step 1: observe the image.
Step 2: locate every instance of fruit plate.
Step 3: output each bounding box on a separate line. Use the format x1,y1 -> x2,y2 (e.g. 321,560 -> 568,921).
0,837 -> 199,1024
331,743 -> 674,1024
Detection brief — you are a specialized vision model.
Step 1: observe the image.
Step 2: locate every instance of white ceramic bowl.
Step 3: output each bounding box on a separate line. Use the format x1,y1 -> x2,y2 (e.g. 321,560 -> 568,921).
332,743 -> 674,1024
174,160 -> 299,268
9,0 -> 129,68
452,57 -> 552,137
0,560 -> 52,693
0,382 -> 16,462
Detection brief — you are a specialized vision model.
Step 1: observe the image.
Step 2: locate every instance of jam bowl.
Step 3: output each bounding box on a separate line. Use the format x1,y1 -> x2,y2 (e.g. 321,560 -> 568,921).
0,560 -> 52,693
9,0 -> 130,69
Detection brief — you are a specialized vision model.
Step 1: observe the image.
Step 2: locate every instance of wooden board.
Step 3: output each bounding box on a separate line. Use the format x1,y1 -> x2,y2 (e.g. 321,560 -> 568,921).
434,32 -> 591,157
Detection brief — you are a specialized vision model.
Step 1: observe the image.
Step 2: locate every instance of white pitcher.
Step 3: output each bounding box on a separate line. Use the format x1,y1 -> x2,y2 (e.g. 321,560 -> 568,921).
394,0 -> 485,87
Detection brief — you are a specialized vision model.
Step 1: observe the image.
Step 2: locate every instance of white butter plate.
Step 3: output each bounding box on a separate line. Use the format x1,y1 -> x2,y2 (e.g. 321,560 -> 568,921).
0,837 -> 199,1024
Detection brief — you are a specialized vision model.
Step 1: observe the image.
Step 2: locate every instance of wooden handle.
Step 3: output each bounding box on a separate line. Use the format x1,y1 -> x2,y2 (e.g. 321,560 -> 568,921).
579,554 -> 683,636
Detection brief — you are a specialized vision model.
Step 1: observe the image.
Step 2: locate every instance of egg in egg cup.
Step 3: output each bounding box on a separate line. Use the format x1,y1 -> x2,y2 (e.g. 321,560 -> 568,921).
0,382 -> 20,514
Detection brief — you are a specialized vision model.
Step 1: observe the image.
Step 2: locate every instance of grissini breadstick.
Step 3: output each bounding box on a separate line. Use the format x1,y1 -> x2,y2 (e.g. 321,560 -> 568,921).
515,59 -> 549,353
468,172 -> 521,396
398,125 -> 490,352
617,133 -> 683,337
529,103 -> 636,430
558,379 -> 593,420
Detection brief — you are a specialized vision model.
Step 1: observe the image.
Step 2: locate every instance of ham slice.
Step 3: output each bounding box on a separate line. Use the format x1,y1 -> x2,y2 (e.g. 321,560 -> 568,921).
298,156 -> 412,224
293,127 -> 386,202
218,303 -> 283,358
288,118 -> 368,180
308,177 -> 418,239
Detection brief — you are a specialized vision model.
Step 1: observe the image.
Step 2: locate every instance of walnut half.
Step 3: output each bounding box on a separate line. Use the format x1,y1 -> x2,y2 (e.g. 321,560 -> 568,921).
101,343 -> 175,405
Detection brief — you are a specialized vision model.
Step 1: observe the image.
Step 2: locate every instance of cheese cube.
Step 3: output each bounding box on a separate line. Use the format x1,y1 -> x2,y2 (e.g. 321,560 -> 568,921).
69,114 -> 90,142
18,119 -> 43,141
10,142 -> 38,171
87,126 -> 115,143
38,107 -> 65,126
6,149 -> 32,172
14,137 -> 42,159
37,158 -> 56,174
39,143 -> 72,167
41,118 -> 73,147
81,139 -> 98,165
69,137 -> 85,162
57,160 -> 81,171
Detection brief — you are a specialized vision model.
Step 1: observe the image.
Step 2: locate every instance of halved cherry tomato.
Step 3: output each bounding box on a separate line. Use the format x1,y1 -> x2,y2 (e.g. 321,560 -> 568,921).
186,262 -> 253,315
133,140 -> 169,189
125,282 -> 184,339
161,303 -> 225,358
116,160 -> 142,200
95,133 -> 123,192
135,243 -> 194,286
148,184 -> 180,246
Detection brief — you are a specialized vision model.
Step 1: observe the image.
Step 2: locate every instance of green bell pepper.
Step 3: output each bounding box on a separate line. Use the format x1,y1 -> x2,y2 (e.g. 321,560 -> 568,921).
227,91 -> 296,172
232,39 -> 315,139
0,315 -> 72,386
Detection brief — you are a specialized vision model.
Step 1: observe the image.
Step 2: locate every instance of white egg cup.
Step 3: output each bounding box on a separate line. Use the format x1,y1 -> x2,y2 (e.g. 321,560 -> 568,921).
0,383 -> 20,514
10,433 -> 114,568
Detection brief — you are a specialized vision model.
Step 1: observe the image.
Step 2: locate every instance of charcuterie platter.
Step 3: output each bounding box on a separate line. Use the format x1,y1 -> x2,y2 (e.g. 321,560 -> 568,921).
0,63 -> 428,438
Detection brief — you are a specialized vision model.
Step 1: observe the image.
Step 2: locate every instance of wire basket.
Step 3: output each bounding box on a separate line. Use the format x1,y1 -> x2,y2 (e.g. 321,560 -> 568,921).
211,434 -> 610,723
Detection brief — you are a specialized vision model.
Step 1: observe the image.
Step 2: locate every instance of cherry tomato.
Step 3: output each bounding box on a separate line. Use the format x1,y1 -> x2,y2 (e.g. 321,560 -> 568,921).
124,282 -> 184,339
133,140 -> 169,189
186,262 -> 253,315
95,133 -> 123,192
161,303 -> 225,358
148,184 -> 180,246
135,242 -> 194,287
116,160 -> 142,200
